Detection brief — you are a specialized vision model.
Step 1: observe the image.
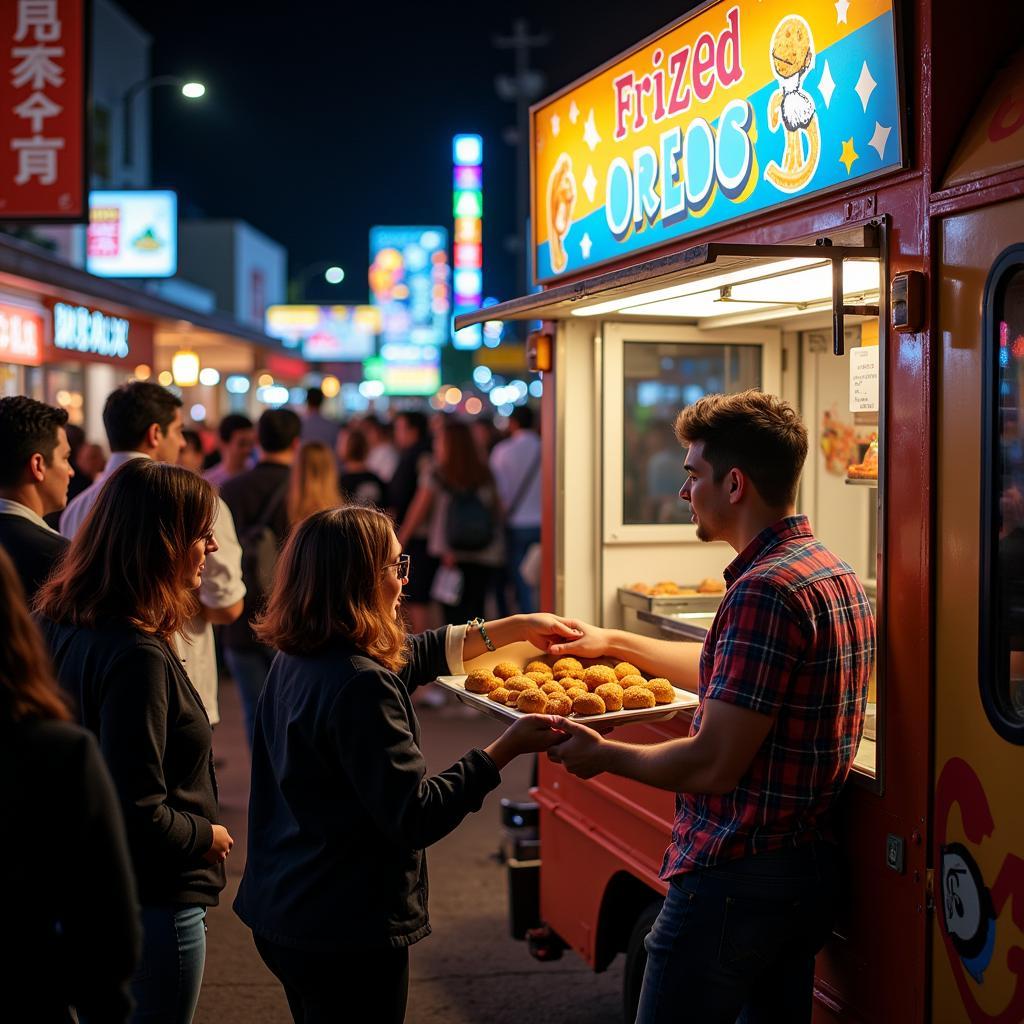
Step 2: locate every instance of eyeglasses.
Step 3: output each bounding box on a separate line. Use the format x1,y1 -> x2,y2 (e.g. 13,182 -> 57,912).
384,554 -> 411,581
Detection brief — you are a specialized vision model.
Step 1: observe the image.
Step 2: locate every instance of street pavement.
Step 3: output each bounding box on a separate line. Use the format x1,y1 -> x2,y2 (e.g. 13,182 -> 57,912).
195,680 -> 624,1024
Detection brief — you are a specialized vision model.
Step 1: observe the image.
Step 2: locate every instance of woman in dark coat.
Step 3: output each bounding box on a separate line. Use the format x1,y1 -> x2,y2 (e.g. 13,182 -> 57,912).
234,505 -> 572,1023
36,458 -> 234,1024
0,546 -> 140,1023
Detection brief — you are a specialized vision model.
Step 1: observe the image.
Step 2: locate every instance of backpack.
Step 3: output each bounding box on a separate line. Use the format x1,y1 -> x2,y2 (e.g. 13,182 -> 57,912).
239,479 -> 289,593
444,484 -> 495,552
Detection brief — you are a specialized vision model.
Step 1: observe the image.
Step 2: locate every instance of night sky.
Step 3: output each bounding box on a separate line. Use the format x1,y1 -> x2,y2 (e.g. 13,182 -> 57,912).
114,0 -> 698,306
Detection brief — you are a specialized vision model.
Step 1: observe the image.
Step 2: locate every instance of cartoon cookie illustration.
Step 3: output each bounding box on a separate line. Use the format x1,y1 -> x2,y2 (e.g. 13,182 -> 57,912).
546,153 -> 577,274
764,15 -> 820,193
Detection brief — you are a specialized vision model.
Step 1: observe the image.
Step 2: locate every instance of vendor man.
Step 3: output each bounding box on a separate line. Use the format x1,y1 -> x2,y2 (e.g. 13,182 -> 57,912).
547,390 -> 875,1024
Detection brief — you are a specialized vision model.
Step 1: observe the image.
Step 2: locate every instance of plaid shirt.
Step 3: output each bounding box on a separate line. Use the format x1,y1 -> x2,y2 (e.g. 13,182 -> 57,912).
660,515 -> 875,879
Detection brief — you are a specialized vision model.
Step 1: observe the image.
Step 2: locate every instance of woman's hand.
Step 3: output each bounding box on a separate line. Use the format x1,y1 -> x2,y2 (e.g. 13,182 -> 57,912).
203,823 -> 234,864
546,618 -> 613,659
484,714 -> 569,770
518,613 -> 583,652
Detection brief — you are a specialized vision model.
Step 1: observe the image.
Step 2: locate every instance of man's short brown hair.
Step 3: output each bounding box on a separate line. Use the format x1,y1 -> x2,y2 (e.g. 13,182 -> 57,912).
674,390 -> 808,508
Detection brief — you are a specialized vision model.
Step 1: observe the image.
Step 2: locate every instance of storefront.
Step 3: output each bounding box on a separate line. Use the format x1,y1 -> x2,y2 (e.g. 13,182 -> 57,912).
457,1 -> 1024,1020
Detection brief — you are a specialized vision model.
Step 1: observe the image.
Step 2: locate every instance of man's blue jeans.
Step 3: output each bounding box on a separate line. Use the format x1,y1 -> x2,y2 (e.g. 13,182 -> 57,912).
636,842 -> 841,1024
505,525 -> 541,613
224,646 -> 274,747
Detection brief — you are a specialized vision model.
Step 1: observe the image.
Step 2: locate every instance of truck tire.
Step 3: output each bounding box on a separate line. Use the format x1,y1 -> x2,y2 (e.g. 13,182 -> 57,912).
622,899 -> 662,1024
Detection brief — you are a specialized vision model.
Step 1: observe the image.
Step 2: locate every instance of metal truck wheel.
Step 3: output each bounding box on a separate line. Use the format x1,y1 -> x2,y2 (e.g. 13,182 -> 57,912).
622,899 -> 662,1023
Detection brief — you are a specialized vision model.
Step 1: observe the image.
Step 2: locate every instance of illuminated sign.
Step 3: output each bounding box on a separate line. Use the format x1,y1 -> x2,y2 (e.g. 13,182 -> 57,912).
87,190 -> 177,278
52,302 -> 130,359
265,304 -> 380,362
364,352 -> 440,396
369,226 -> 450,346
452,134 -> 483,349
531,0 -> 902,281
0,300 -> 43,365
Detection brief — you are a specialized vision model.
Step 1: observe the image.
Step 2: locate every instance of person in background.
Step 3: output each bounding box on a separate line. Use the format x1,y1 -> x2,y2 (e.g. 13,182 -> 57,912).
221,408 -> 302,744
362,414 -> 399,483
179,429 -> 206,474
339,427 -> 386,508
301,386 -> 340,449
399,419 -> 503,626
60,381 -> 185,538
77,441 -> 107,479
233,505 -> 572,1024
545,391 -> 874,1024
43,424 -> 91,529
0,396 -> 72,601
37,458 -> 234,1024
490,405 -> 542,613
470,416 -> 501,463
388,410 -> 436,634
204,413 -> 256,491
287,441 -> 342,526
1,546 -> 140,1024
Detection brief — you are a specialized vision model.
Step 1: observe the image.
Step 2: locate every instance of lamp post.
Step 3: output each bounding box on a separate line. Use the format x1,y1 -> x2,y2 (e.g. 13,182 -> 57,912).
121,76 -> 206,174
288,262 -> 346,303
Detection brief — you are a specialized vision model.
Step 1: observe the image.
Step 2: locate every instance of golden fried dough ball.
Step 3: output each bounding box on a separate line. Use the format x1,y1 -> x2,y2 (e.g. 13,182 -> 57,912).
619,674 -> 646,689
594,682 -> 624,711
622,686 -> 656,710
651,581 -> 683,596
628,581 -> 651,594
525,660 -> 553,676
556,671 -> 587,687
505,692 -> 521,707
645,678 -> 675,705
564,686 -> 588,702
517,689 -> 548,713
546,693 -> 572,716
540,681 -> 565,695
583,665 -> 618,688
488,687 -> 511,704
552,657 -> 584,676
614,662 -> 641,680
465,670 -> 500,694
697,577 -> 725,594
572,692 -> 606,716
505,675 -> 538,692
525,671 -> 550,685
493,661 -> 521,680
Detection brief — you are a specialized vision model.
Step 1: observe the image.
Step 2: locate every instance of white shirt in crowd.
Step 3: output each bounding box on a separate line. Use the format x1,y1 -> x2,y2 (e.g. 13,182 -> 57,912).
366,441 -> 399,484
59,450 -> 149,539
490,429 -> 542,528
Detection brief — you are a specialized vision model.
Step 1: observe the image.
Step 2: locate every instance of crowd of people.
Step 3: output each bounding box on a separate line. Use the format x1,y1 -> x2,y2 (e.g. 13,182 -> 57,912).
0,382 -> 873,1024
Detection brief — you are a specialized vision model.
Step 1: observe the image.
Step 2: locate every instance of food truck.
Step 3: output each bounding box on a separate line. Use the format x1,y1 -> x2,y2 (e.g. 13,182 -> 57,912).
455,1 -> 1024,1019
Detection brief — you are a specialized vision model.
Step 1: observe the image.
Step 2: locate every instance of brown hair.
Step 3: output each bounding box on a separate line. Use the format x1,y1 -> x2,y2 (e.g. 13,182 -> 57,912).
343,427 -> 369,464
438,419 -> 492,491
35,458 -> 216,639
0,547 -> 69,723
255,505 -> 407,669
287,442 -> 341,525
674,389 -> 808,507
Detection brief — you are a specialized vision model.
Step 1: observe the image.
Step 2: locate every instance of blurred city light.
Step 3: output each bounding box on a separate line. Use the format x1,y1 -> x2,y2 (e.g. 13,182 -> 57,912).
172,349 -> 200,386
472,365 -> 492,386
226,375 -> 250,395
321,375 -> 341,397
134,364 -> 151,381
198,367 -> 220,386
158,370 -> 173,387
181,82 -> 206,99
453,133 -> 483,166
257,385 -> 290,406
444,386 -> 463,405
189,403 -> 206,421
325,266 -> 345,284
359,380 -> 386,399
465,396 -> 483,415
529,379 -> 544,398
257,372 -> 274,387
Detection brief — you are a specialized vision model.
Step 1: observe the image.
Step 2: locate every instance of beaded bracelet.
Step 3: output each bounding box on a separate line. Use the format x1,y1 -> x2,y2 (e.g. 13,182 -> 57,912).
467,616 -> 495,652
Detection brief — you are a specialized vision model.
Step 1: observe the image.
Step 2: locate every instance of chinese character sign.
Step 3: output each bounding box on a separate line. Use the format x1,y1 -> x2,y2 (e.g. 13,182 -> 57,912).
369,227 -> 450,346
0,0 -> 86,220
531,0 -> 902,281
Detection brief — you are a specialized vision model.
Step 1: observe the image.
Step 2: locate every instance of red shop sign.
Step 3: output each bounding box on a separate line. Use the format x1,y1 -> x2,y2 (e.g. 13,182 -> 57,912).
0,301 -> 44,365
0,0 -> 87,221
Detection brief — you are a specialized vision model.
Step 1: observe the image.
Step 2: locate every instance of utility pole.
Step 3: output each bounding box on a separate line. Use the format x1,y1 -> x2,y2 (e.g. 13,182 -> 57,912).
494,19 -> 549,318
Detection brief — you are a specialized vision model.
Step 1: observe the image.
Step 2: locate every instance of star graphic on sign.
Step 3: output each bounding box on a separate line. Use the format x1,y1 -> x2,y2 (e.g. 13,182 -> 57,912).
580,232 -> 593,259
569,100 -> 580,124
583,109 -> 602,152
835,0 -> 850,23
868,121 -> 892,160
855,61 -> 877,112
818,60 -> 836,109
839,137 -> 859,174
582,165 -> 598,202
550,113 -> 560,137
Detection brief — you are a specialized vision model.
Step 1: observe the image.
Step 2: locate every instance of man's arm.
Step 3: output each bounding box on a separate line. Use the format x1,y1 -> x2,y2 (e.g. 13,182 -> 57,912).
548,698 -> 775,795
203,598 -> 244,625
549,621 -> 702,690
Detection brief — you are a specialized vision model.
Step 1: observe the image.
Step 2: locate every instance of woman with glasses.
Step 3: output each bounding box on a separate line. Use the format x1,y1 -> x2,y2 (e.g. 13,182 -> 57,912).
36,458 -> 234,1024
234,505 -> 573,1023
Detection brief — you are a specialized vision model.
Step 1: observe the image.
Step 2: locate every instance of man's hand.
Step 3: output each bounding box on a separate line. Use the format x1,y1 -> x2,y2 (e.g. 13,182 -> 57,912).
203,823 -> 234,864
518,613 -> 583,652
547,618 -> 613,660
545,717 -> 609,779
485,714 -> 570,770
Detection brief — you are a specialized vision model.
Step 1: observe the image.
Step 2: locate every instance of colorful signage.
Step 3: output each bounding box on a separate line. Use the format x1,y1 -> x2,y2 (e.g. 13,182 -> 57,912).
364,352 -> 441,396
86,190 -> 178,278
531,0 -> 902,281
452,134 -> 483,349
52,301 -> 130,359
369,226 -> 450,346
0,0 -> 87,220
0,300 -> 43,365
265,304 -> 380,362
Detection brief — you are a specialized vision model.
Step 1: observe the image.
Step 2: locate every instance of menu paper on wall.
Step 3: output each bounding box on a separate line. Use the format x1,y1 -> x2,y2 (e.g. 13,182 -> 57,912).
850,345 -> 879,412
531,0 -> 902,281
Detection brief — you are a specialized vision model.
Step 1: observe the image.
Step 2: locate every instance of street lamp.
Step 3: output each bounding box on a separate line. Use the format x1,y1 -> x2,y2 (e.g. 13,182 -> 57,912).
121,76 -> 206,172
289,262 -> 347,302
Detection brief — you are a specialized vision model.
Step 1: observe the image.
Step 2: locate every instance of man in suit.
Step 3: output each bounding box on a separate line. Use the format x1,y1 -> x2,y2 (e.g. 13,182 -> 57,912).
0,396 -> 73,600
